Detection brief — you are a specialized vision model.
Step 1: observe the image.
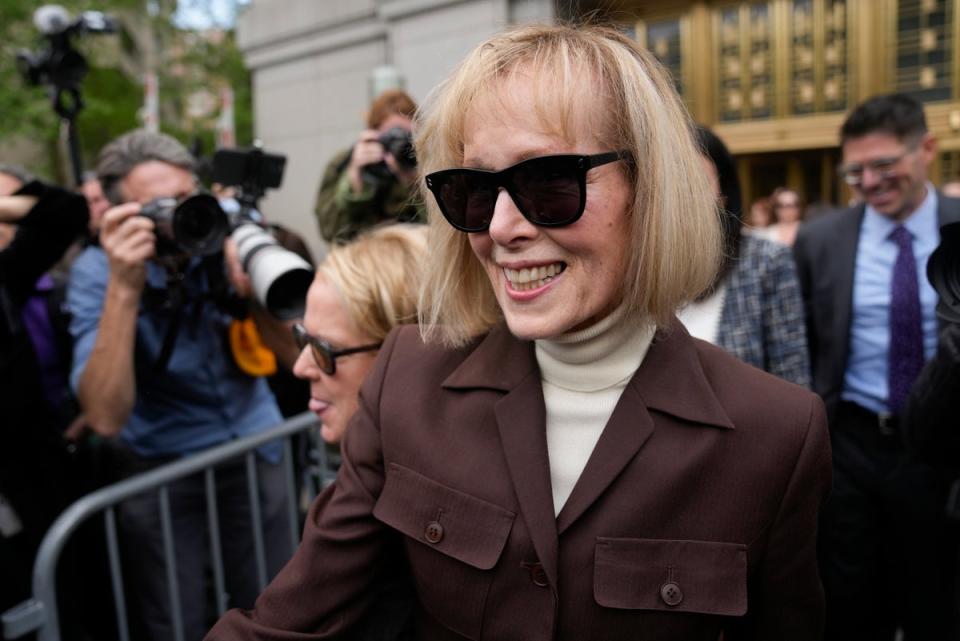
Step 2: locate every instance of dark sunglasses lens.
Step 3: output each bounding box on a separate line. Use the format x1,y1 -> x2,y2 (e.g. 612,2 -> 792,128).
510,156 -> 582,225
311,344 -> 333,374
435,173 -> 497,231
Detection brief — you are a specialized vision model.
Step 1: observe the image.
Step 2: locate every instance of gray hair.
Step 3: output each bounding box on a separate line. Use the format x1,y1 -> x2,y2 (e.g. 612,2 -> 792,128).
96,129 -> 196,204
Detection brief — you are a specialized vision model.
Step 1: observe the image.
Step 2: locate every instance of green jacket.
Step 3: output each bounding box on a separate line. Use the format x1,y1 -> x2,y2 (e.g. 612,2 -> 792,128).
313,148 -> 424,244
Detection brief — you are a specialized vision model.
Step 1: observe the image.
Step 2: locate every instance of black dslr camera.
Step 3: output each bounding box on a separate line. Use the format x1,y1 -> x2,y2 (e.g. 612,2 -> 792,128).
361,126 -> 417,186
928,221 -> 960,324
139,194 -> 228,258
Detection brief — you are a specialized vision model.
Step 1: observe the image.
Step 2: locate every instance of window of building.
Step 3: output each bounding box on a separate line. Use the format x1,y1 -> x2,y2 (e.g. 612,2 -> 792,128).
895,0 -> 954,102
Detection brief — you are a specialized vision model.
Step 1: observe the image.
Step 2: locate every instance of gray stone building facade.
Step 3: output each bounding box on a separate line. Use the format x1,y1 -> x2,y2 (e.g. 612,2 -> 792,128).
237,0 -> 556,258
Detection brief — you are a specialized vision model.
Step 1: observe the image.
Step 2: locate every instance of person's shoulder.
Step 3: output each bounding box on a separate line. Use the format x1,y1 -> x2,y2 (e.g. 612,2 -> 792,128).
740,233 -> 791,262
799,204 -> 860,238
385,325 -> 480,374
693,336 -> 822,439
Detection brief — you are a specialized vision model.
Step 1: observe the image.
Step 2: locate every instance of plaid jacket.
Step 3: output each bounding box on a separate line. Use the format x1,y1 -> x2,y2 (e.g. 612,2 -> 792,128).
717,235 -> 811,388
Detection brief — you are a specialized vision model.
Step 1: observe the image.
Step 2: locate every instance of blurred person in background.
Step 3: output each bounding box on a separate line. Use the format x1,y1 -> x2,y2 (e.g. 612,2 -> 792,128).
0,168 -> 88,618
767,186 -> 805,246
794,92 -> 960,640
746,196 -> 773,232
681,126 -> 810,387
80,170 -> 109,237
68,129 -> 291,641
208,23 -> 830,640
314,90 -> 425,244
941,180 -> 960,198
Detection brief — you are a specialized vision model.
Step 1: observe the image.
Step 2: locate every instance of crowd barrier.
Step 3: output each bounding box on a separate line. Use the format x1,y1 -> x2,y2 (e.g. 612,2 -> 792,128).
2,412 -> 325,641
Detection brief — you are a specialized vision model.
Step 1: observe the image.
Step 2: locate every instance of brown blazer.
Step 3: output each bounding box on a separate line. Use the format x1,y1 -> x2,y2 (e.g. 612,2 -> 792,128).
207,320 -> 831,641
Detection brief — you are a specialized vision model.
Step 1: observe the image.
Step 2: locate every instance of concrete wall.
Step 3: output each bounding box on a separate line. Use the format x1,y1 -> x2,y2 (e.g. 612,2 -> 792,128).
237,0 -> 554,260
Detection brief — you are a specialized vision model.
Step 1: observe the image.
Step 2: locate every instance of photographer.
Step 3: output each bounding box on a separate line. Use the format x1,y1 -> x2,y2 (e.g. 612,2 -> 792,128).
67,130 -> 291,641
0,169 -> 89,615
313,89 -> 424,243
903,220 -> 960,464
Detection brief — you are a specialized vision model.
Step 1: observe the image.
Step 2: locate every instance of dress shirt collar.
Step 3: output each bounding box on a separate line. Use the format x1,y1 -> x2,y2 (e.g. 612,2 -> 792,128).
863,182 -> 938,242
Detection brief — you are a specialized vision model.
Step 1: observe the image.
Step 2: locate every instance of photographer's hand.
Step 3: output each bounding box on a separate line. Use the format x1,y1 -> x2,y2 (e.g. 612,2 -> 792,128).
78,202 -> 154,436
383,152 -> 418,188
99,202 -> 155,292
347,129 -> 386,194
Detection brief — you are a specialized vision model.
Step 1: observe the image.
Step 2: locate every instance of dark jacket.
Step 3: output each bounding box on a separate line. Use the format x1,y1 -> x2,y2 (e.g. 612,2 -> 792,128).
207,321 -> 831,641
716,235 -> 810,387
792,194 -> 960,424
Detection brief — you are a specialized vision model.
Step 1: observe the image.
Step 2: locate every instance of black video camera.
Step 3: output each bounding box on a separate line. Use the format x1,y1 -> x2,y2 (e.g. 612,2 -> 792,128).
16,5 -> 116,119
361,127 -> 417,186
213,146 -> 313,320
928,221 -> 960,324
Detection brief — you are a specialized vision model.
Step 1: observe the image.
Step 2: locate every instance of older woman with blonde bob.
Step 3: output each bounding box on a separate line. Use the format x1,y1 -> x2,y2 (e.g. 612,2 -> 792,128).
207,23 -> 830,641
292,223 -> 427,445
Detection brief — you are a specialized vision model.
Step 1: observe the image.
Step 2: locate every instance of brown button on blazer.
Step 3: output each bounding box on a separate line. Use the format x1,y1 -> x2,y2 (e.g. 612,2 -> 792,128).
207,320 -> 831,641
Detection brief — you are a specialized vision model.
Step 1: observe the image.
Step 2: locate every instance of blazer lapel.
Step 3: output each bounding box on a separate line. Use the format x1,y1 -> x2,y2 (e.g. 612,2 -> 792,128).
831,205 -> 864,385
442,325 -> 560,589
556,322 -> 734,535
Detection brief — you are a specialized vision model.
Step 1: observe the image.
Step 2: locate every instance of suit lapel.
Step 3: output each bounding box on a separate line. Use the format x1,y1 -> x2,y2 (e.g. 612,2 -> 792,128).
494,377 -> 560,588
556,322 -> 734,535
832,205 -> 864,384
443,325 -> 559,587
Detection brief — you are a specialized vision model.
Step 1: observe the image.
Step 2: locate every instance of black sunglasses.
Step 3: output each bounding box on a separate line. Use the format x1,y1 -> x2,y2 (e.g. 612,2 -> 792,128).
424,151 -> 631,233
292,323 -> 382,376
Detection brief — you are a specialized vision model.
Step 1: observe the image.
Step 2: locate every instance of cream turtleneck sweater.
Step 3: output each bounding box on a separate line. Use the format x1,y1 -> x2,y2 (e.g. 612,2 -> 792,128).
535,306 -> 655,515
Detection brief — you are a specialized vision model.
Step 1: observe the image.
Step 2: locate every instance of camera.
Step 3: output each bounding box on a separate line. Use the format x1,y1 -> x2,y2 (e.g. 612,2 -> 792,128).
360,127 -> 417,186
139,193 -> 228,258
17,6 -> 115,100
213,145 -> 313,320
928,221 -> 960,324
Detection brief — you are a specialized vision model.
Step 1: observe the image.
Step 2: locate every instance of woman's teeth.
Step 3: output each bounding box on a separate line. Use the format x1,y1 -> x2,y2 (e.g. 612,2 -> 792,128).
504,263 -> 565,291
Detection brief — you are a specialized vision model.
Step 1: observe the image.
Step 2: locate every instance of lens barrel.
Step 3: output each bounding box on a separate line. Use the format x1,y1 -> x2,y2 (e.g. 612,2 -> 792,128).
231,223 -> 313,319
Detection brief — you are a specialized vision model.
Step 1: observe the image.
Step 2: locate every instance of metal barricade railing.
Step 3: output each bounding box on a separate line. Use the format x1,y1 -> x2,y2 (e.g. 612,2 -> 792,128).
1,411 -> 324,641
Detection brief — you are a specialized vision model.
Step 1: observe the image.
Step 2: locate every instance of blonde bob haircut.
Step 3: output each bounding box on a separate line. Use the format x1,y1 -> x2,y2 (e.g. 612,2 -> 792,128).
416,23 -> 722,347
317,223 -> 427,343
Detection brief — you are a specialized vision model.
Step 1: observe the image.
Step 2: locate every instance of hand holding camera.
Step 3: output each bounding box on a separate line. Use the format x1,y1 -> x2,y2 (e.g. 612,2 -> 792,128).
99,202 -> 155,292
346,126 -> 417,194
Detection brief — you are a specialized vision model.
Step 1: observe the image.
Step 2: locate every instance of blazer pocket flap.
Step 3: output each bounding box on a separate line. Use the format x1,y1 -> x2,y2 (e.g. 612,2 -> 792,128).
374,463 -> 515,570
594,537 -> 747,616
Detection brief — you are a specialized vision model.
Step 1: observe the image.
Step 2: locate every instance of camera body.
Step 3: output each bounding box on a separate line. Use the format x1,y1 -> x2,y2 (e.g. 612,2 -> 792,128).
139,194 -> 228,258
214,146 -> 313,320
360,126 -> 417,186
928,221 -> 960,324
16,7 -> 115,93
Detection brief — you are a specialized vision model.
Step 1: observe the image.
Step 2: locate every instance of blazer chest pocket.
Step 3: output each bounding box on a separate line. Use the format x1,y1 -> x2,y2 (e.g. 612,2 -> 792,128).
594,537 -> 747,617
374,463 -> 516,640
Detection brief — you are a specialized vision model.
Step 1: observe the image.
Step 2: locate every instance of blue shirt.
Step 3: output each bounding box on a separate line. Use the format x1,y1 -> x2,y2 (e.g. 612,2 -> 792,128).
68,246 -> 283,461
843,185 -> 940,414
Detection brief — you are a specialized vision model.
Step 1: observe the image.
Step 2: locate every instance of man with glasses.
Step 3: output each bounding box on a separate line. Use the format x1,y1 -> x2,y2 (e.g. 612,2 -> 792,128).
794,93 -> 960,640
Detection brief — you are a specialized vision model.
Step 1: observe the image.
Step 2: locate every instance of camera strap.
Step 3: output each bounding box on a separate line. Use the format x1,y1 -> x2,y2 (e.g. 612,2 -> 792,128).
148,267 -> 186,378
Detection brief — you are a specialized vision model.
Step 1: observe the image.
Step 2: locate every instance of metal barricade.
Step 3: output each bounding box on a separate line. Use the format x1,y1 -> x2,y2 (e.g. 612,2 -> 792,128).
1,412 -> 324,641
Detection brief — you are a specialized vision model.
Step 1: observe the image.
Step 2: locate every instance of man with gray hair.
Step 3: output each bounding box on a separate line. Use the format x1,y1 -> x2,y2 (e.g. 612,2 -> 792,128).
67,129 -> 291,640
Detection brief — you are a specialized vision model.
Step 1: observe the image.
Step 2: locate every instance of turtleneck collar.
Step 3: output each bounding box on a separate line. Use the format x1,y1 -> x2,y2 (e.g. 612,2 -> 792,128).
535,304 -> 655,392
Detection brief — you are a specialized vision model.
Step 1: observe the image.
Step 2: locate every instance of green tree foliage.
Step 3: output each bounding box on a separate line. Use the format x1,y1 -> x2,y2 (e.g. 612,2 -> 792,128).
0,0 -> 252,183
